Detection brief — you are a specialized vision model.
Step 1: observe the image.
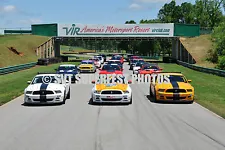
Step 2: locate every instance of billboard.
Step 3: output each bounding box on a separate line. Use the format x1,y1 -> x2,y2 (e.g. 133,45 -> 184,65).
57,23 -> 174,37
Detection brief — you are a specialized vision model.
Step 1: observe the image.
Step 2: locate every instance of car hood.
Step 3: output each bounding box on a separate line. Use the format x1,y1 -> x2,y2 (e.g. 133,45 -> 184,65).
26,83 -> 64,91
157,82 -> 194,89
79,64 -> 93,67
95,83 -> 128,91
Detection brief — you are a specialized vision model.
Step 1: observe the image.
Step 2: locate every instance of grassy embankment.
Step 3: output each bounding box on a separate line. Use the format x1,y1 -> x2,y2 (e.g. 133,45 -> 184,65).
180,34 -> 216,68
0,35 -> 49,67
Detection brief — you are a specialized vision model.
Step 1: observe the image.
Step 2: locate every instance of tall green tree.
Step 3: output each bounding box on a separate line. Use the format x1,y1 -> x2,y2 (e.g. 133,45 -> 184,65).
194,0 -> 223,28
158,0 -> 182,23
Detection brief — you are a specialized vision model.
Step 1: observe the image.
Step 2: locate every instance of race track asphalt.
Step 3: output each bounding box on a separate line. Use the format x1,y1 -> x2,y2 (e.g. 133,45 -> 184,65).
0,62 -> 225,150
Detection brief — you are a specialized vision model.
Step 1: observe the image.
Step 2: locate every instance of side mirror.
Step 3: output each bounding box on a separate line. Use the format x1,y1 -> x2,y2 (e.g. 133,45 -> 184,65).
55,69 -> 58,71
27,81 -> 31,84
91,80 -> 95,84
187,80 -> 192,83
128,80 -> 132,84
98,68 -> 102,70
159,68 -> 163,71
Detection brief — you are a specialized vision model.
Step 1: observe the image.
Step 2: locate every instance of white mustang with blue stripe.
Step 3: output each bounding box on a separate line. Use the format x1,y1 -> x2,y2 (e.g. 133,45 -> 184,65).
24,74 -> 70,105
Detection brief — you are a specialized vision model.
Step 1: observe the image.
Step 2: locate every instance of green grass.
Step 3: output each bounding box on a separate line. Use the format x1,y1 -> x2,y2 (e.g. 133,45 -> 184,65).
0,35 -> 49,67
0,62 -> 79,105
159,63 -> 225,118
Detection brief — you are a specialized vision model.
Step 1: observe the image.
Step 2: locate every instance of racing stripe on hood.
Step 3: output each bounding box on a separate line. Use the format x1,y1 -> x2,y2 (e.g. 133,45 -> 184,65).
40,83 -> 48,101
171,81 -> 179,100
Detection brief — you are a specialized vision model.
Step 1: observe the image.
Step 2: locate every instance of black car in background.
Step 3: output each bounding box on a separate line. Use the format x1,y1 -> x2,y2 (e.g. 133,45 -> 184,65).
127,54 -> 134,62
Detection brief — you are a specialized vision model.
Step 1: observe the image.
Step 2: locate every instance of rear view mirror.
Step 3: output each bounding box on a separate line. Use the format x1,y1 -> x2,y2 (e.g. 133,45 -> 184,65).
27,81 -> 31,84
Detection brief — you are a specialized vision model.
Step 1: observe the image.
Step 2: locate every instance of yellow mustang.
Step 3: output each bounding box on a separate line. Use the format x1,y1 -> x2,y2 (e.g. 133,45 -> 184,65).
149,72 -> 194,103
78,60 -> 96,73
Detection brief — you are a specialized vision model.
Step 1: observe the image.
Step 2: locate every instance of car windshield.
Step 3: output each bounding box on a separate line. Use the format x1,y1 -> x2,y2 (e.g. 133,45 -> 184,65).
112,56 -> 121,60
143,65 -> 159,70
102,65 -> 120,71
168,75 -> 186,82
108,61 -> 121,64
81,61 -> 93,64
58,66 -> 76,70
95,56 -> 102,60
135,62 -> 144,67
132,59 -> 141,63
31,76 -> 62,84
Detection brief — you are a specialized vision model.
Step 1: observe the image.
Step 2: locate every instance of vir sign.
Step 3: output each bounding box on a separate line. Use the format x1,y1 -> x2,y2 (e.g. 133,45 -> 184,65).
57,23 -> 174,37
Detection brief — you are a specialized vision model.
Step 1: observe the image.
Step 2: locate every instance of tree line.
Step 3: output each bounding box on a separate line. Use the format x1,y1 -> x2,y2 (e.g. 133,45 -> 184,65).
65,0 -> 225,68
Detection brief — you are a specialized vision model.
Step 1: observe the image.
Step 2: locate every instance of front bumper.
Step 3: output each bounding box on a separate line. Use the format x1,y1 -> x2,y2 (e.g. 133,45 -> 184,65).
24,94 -> 64,104
92,93 -> 131,103
156,92 -> 194,102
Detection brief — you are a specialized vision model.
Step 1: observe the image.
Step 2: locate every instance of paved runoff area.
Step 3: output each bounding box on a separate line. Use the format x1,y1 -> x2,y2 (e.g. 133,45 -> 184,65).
0,62 -> 225,150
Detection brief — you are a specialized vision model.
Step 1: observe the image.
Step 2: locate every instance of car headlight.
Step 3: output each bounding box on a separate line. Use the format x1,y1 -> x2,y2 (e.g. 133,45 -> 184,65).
26,91 -> 32,94
55,90 -> 62,93
158,89 -> 165,92
94,90 -> 101,94
187,89 -> 192,92
124,91 -> 129,94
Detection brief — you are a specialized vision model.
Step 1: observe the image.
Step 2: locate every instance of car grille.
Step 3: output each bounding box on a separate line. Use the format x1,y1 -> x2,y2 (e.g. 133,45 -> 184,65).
101,91 -> 122,94
101,98 -> 122,101
166,97 -> 186,100
166,89 -> 186,93
33,98 -> 54,101
33,91 -> 54,95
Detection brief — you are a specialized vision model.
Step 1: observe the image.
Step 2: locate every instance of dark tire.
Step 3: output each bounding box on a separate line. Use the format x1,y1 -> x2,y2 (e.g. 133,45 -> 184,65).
129,96 -> 133,104
90,98 -> 95,105
187,100 -> 194,104
153,88 -> 157,102
61,91 -> 66,104
149,87 -> 152,97
66,88 -> 70,99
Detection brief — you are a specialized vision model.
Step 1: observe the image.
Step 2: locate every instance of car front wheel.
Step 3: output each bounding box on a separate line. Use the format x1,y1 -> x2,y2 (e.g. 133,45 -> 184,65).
66,88 -> 70,99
